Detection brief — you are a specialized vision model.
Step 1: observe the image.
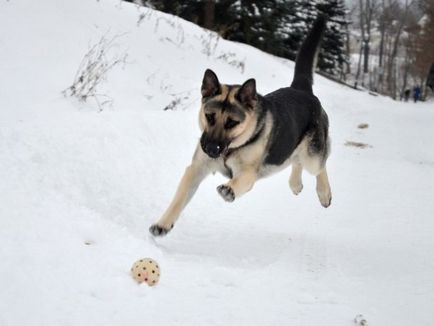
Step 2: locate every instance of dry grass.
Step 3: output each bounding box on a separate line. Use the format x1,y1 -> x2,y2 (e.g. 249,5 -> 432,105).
345,141 -> 372,149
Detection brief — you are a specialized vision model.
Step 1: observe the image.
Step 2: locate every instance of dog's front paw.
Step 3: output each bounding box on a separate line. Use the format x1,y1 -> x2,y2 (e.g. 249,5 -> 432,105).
217,184 -> 235,202
149,224 -> 172,237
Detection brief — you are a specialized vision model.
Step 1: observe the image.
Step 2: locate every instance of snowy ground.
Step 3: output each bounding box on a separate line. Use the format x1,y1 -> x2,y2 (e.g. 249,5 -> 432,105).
1,1 -> 434,325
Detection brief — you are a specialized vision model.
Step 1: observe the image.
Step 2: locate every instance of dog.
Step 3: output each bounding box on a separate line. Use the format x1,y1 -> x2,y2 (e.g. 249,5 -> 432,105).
149,15 -> 332,237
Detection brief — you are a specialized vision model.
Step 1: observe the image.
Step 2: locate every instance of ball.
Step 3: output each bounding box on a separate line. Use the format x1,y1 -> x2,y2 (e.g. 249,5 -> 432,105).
131,258 -> 160,286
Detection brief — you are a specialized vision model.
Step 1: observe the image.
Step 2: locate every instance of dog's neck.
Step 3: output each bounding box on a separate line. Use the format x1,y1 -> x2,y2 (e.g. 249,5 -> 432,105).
223,104 -> 267,160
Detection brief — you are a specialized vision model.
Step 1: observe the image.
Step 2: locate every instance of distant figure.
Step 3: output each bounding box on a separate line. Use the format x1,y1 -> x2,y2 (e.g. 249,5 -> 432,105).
413,86 -> 421,103
404,89 -> 411,102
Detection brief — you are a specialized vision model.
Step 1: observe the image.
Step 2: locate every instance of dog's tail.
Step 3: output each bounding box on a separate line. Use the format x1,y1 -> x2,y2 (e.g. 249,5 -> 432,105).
290,15 -> 327,93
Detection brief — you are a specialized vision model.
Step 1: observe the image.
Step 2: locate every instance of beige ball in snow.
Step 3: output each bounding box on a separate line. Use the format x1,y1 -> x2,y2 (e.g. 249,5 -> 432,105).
131,258 -> 160,286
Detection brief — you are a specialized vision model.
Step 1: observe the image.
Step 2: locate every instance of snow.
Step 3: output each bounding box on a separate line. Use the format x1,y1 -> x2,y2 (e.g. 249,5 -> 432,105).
1,0 -> 434,325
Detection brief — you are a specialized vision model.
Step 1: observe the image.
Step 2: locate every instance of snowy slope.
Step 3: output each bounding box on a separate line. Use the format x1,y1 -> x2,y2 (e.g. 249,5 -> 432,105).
1,1 -> 434,325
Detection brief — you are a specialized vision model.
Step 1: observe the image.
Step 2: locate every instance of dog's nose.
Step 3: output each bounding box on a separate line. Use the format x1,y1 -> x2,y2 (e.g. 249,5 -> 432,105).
205,143 -> 222,158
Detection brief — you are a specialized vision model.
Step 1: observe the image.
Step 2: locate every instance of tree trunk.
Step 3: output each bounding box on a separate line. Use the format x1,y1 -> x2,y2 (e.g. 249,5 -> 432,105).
203,0 -> 215,30
387,5 -> 409,96
378,0 -> 386,92
400,47 -> 410,100
390,61 -> 397,99
355,42 -> 364,88
387,0 -> 414,98
358,0 -> 366,86
427,62 -> 434,91
363,40 -> 370,75
362,0 -> 371,75
345,11 -> 352,75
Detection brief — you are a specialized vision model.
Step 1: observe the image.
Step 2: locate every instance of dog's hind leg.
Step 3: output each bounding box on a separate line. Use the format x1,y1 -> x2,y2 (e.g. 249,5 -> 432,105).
297,133 -> 331,207
289,162 -> 303,195
316,167 -> 331,208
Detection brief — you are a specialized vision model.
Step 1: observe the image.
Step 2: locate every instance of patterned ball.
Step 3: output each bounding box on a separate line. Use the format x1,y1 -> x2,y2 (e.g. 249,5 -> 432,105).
131,258 -> 160,286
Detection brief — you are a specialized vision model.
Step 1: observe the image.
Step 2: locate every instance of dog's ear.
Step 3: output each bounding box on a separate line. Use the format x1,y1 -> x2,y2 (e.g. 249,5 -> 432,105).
237,78 -> 257,109
201,69 -> 221,98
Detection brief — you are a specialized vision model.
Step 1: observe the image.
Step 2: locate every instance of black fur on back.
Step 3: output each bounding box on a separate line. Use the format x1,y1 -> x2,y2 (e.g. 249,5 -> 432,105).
291,15 -> 327,93
260,15 -> 329,166
262,88 -> 328,166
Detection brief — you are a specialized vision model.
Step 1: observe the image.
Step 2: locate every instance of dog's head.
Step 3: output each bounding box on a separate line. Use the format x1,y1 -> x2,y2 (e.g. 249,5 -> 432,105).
199,69 -> 259,159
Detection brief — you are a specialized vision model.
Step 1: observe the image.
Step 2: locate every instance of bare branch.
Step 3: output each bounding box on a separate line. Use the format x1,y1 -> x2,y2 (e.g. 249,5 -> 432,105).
62,33 -> 128,111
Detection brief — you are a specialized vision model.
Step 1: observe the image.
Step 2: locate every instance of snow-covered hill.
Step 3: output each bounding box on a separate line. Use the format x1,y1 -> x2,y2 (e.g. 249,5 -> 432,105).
1,1 -> 433,325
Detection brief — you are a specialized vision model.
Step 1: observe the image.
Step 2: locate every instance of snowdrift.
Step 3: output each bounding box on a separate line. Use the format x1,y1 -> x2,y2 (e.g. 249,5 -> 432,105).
0,1 -> 433,325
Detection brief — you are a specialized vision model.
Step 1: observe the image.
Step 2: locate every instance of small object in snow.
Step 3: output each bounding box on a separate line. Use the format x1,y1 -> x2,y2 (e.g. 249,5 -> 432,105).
354,314 -> 368,325
357,123 -> 369,129
131,258 -> 160,286
345,141 -> 371,149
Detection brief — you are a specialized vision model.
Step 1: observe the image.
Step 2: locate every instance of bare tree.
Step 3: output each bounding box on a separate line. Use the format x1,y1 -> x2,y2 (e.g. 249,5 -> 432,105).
413,0 -> 434,99
345,6 -> 355,77
354,38 -> 364,89
353,0 -> 378,88
377,0 -> 389,92
356,0 -> 377,88
385,0 -> 413,99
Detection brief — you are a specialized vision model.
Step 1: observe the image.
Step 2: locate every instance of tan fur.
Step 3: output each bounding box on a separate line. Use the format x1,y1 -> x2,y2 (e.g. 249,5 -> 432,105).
199,84 -> 258,148
286,136 -> 332,206
228,111 -> 257,148
226,168 -> 257,197
227,113 -> 272,172
316,168 -> 331,207
155,146 -> 211,229
216,113 -> 273,200
289,163 -> 303,195
292,136 -> 323,175
198,108 -> 206,131
150,81 -> 331,235
212,84 -> 230,102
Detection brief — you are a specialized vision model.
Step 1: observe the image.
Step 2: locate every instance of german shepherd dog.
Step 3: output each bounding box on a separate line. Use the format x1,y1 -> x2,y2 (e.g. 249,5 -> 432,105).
149,16 -> 332,236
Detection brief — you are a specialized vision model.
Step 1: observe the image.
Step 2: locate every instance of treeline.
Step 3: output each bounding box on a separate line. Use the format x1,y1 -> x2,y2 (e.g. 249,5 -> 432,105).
352,0 -> 434,100
127,0 -> 349,78
125,0 -> 434,100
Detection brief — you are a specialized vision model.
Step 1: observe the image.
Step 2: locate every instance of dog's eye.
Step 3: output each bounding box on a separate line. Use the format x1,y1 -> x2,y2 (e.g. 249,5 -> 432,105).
205,113 -> 215,126
224,118 -> 240,129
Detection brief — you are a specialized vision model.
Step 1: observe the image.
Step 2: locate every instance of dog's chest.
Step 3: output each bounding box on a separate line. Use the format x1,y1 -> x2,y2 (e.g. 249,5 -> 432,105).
220,159 -> 233,179
258,157 -> 294,178
219,154 -> 294,180
220,137 -> 303,179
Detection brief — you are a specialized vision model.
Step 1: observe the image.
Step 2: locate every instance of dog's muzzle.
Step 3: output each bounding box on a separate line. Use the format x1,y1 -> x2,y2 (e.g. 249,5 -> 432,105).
203,142 -> 223,158
200,134 -> 227,159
